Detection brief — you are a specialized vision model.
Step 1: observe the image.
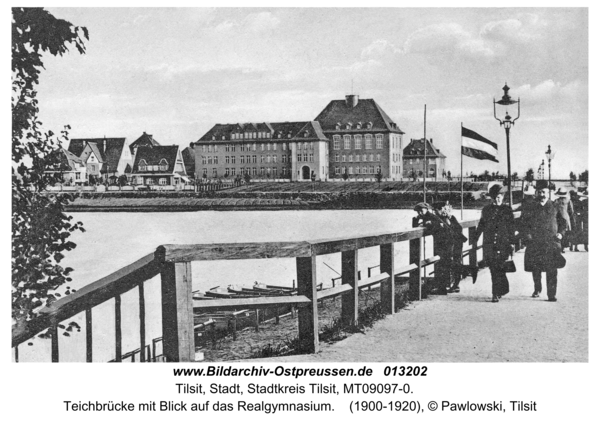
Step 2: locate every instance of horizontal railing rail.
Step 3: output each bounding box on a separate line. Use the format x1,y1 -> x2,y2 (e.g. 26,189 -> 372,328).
13,215 -> 516,362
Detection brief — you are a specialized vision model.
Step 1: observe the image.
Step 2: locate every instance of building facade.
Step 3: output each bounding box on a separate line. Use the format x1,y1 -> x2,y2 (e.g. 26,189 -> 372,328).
192,121 -> 330,181
314,95 -> 405,180
68,137 -> 133,182
129,145 -> 188,187
402,138 -> 446,180
193,95 -> 406,181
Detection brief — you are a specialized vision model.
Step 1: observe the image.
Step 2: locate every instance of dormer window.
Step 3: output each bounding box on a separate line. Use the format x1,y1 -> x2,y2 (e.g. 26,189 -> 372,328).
335,122 -> 341,130
367,122 -> 373,129
138,159 -> 147,172
346,122 -> 352,130
357,122 -> 362,129
159,158 -> 168,171
212,135 -> 216,140
304,131 -> 309,138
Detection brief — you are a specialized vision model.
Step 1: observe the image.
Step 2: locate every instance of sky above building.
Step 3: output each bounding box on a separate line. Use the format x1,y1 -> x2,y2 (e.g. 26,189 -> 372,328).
37,7 -> 589,179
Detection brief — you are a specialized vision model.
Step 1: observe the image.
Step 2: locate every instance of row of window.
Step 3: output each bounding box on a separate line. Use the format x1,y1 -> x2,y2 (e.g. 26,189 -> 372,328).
334,166 -> 382,175
297,154 -> 314,162
132,177 -> 170,185
202,155 -> 291,165
229,131 -> 272,140
201,167 -> 290,177
332,134 -> 384,150
203,142 -> 318,153
334,153 -> 381,162
335,122 -> 373,130
403,168 -> 436,176
138,159 -> 168,172
405,158 -> 437,164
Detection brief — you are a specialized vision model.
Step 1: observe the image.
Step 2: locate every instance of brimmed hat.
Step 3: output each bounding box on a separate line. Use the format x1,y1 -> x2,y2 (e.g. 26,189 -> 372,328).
488,183 -> 508,198
523,185 -> 536,196
555,187 -> 568,196
413,202 -> 431,211
535,180 -> 555,191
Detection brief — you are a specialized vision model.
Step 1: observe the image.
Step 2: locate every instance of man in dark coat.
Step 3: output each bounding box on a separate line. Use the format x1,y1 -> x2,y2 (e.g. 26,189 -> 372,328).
475,184 -> 516,302
520,180 -> 567,302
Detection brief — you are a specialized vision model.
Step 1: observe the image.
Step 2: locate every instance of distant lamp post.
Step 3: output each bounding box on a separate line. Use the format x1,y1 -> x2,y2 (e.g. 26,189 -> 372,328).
494,83 -> 520,208
545,145 -> 555,199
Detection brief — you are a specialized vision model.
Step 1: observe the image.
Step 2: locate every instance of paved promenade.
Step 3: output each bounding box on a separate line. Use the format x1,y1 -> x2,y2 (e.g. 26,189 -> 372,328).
259,250 -> 588,363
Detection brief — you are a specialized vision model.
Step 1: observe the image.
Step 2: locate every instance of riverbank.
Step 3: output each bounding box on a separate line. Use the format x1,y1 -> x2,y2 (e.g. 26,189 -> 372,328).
65,195 -> 494,212
63,184 -> 509,211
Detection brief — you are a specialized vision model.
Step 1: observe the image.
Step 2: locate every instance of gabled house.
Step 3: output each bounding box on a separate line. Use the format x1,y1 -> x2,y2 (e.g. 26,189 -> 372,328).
44,147 -> 87,185
129,131 -> 160,157
129,145 -> 189,187
68,137 -> 133,183
402,138 -> 446,180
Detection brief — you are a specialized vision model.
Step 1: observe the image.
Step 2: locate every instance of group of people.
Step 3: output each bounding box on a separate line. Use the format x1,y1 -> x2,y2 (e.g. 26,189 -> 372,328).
413,182 -> 588,303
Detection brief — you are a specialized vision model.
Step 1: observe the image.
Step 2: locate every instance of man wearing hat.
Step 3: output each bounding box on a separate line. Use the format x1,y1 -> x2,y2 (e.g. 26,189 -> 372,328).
520,180 -> 568,302
475,184 -> 516,302
554,187 -> 575,253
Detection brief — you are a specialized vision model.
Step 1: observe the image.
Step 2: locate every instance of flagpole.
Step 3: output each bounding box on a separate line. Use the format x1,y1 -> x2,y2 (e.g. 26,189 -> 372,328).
423,104 -> 427,202
461,122 -> 464,220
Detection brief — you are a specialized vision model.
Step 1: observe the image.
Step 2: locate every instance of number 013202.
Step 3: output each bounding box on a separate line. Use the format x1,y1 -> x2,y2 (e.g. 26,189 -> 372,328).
383,366 -> 427,376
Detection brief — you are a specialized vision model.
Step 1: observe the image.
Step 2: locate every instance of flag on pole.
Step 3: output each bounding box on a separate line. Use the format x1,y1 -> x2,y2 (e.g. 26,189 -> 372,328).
461,127 -> 498,162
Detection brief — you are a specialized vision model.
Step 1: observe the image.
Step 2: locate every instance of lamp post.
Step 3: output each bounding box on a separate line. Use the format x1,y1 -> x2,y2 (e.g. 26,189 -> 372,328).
494,83 -> 520,208
545,145 -> 555,199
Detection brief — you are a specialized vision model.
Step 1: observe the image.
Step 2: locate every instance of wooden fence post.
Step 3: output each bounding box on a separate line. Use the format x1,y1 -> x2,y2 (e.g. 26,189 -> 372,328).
341,249 -> 359,325
160,262 -> 195,362
296,255 -> 319,354
380,243 -> 395,314
409,238 -> 422,300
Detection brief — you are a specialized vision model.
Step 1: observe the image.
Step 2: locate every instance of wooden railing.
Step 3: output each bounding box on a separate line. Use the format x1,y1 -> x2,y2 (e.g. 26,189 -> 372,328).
12,215 -> 510,362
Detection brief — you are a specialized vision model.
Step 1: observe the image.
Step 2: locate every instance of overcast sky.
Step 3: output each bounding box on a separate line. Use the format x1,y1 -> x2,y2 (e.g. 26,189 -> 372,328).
37,7 -> 588,178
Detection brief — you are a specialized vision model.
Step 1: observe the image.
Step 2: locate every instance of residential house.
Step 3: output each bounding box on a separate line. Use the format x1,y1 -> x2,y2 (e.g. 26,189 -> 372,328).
129,145 -> 189,187
402,138 -> 447,180
68,137 -> 133,183
44,147 -> 87,185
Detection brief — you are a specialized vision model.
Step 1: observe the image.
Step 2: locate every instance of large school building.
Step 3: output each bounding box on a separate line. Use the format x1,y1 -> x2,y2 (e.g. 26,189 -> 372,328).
192,95 -> 406,181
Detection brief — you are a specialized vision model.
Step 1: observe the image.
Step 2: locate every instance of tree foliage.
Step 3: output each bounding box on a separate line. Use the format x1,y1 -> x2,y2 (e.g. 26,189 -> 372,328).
525,168 -> 535,183
12,8 -> 88,328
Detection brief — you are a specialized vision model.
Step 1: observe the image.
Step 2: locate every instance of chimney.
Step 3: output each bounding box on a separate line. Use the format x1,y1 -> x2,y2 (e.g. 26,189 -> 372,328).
345,94 -> 359,108
103,136 -> 107,153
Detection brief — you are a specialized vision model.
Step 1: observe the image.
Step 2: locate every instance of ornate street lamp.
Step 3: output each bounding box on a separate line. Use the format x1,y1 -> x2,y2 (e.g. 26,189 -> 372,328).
494,83 -> 520,208
545,145 -> 555,199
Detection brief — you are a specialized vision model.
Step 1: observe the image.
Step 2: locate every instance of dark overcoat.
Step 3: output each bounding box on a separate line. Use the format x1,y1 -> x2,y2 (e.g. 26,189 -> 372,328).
475,204 -> 515,267
521,199 -> 567,272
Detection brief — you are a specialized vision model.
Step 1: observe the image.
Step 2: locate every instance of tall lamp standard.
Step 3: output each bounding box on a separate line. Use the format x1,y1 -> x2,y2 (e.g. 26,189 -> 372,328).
545,145 -> 555,199
494,83 -> 520,208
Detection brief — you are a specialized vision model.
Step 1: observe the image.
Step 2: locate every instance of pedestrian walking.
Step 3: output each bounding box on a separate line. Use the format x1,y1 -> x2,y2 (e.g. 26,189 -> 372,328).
554,188 -> 575,252
475,184 -> 516,303
520,180 -> 568,302
569,190 -> 582,251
